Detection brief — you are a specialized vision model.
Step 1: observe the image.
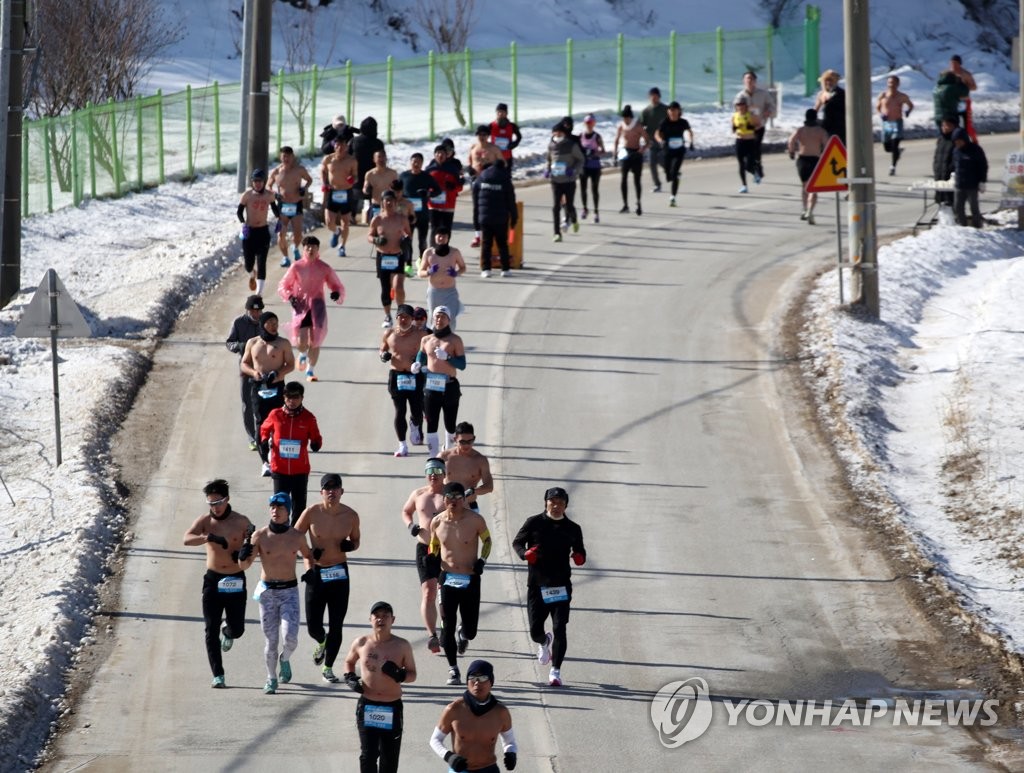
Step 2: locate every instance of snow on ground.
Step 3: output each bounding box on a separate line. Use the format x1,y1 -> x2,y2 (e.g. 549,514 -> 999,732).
4,0 -> 1024,767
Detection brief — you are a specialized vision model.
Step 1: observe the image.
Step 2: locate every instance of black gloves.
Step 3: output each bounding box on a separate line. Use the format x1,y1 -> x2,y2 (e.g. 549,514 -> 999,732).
301,568 -> 318,583
206,534 -> 228,549
344,672 -> 364,693
237,542 -> 253,562
310,440 -> 322,453
409,522 -> 421,537
381,660 -> 407,683
312,547 -> 324,561
504,752 -> 517,770
474,558 -> 486,576
339,538 -> 356,552
380,350 -> 392,363
330,291 -> 341,301
373,233 -> 387,246
445,752 -> 468,772
289,296 -> 304,312
263,370 -> 277,387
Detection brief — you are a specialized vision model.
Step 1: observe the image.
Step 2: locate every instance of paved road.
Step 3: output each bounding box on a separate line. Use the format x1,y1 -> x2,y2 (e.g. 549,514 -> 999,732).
42,135 -> 1019,772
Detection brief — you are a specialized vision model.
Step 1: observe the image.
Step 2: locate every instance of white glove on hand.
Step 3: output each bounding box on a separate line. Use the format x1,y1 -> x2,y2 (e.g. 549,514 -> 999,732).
434,348 -> 449,361
978,183 -> 986,194
411,361 -> 422,374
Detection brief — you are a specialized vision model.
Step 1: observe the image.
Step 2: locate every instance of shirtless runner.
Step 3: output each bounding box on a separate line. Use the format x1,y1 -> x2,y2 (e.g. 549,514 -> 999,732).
240,311 -> 296,477
342,601 -> 417,773
236,168 -> 280,295
294,472 -> 361,683
182,479 -> 256,688
427,482 -> 491,685
268,145 -> 313,267
363,149 -> 399,224
876,74 -> 914,175
430,659 -> 518,773
413,307 -> 467,456
466,126 -> 504,248
417,229 -> 465,330
237,491 -> 312,694
320,138 -> 359,257
368,190 -> 412,329
438,421 -> 494,513
381,303 -> 427,456
400,457 -> 448,651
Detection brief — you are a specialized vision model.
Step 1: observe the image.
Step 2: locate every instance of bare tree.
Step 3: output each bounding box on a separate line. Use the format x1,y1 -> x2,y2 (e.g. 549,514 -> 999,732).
413,0 -> 476,127
276,4 -> 340,148
756,0 -> 803,28
24,0 -> 183,191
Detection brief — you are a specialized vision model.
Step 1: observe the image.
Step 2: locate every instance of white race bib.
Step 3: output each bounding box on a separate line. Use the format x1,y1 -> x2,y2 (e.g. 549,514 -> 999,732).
443,572 -> 471,589
396,374 -> 416,391
495,136 -> 510,151
430,192 -> 447,205
279,439 -> 300,459
380,254 -> 400,271
253,580 -> 267,601
320,564 -> 348,582
218,577 -> 244,593
551,161 -> 567,177
331,189 -> 349,204
541,585 -> 569,604
668,137 -> 684,150
425,372 -> 447,392
280,202 -> 298,217
411,197 -> 424,212
363,705 -> 394,729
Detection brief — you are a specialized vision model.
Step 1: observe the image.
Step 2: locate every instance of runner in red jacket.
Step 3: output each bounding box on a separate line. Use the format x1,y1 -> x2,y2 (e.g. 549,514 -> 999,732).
260,380 -> 323,524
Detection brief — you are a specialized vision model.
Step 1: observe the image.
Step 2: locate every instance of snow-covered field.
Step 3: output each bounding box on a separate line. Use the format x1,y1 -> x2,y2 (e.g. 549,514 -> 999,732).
3,0 -> 1024,768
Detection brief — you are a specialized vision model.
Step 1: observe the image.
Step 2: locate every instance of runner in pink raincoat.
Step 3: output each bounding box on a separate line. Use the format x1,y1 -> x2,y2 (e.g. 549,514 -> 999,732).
277,235 -> 345,382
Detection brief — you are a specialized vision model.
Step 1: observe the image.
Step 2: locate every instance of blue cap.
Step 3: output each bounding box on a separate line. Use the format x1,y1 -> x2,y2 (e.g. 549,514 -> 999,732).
269,491 -> 292,513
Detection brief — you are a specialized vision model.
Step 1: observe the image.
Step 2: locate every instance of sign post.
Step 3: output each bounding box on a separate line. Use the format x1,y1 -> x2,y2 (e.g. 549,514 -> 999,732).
14,269 -> 91,466
806,136 -> 850,303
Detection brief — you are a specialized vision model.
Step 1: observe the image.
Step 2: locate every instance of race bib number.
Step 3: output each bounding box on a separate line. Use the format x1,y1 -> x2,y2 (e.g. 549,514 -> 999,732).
218,577 -> 244,594
279,439 -> 300,459
495,136 -> 510,151
443,572 -> 471,589
258,386 -> 279,399
280,202 -> 298,218
882,120 -> 902,140
541,585 -> 569,604
425,372 -> 447,392
617,147 -> 629,161
364,705 -> 394,729
396,374 -> 416,391
411,197 -> 424,212
253,580 -> 267,601
320,565 -> 348,582
331,189 -> 349,204
957,100 -> 968,113
551,161 -> 567,176
430,191 -> 447,205
668,137 -> 684,150
380,254 -> 400,271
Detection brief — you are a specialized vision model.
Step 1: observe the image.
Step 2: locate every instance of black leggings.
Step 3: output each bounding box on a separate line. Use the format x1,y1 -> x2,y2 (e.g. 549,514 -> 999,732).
272,472 -> 308,526
242,226 -> 271,279
620,150 -> 643,205
388,370 -> 423,441
304,567 -> 350,667
580,167 -> 601,211
439,572 -> 481,666
551,181 -> 577,234
527,583 -> 571,669
424,377 -> 460,434
250,382 -> 284,463
412,214 -> 429,257
356,696 -> 404,773
202,570 -> 247,678
481,221 -> 511,271
735,139 -> 758,185
663,151 -> 685,196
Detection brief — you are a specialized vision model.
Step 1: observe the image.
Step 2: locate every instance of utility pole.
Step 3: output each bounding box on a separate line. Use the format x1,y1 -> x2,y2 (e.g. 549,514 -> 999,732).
844,0 -> 879,317
0,0 -> 25,309
237,0 -> 255,193
246,0 -> 272,181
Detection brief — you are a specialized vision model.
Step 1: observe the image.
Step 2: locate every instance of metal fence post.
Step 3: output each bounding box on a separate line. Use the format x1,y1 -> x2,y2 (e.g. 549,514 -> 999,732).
386,55 -> 394,144
185,87 -> 193,179
87,103 -> 97,198
566,38 -> 573,117
510,42 -> 518,123
465,47 -> 473,128
428,51 -> 435,140
275,69 -> 284,150
20,128 -> 28,217
213,81 -> 222,173
43,119 -> 53,213
71,113 -> 81,205
669,30 -> 677,102
716,27 -> 724,106
111,99 -> 122,195
136,95 -> 144,190
310,65 -> 319,155
157,90 -> 165,184
616,33 -> 624,112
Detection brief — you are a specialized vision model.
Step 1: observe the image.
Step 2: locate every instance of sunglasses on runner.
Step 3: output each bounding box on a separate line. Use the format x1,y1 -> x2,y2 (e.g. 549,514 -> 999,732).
467,674 -> 491,683
445,493 -> 464,500
207,496 -> 229,507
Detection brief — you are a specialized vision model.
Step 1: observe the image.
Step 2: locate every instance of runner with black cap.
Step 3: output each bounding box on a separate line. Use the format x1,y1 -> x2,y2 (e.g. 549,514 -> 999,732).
241,310 -> 296,477
237,491 -> 311,694
430,658 -> 518,772
427,482 -> 492,685
225,294 -> 265,452
512,486 -> 586,687
381,303 -> 427,457
400,457 -> 448,652
342,601 -> 417,773
295,472 -> 361,683
237,168 -> 280,295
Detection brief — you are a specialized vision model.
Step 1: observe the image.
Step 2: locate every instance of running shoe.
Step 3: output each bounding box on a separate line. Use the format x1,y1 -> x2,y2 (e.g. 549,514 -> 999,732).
280,255 -> 291,268
500,270 -> 510,278
404,263 -> 415,277
457,625 -> 469,655
753,173 -> 762,184
594,212 -> 600,223
305,368 -> 317,382
669,196 -> 677,207
409,425 -> 423,445
313,640 -> 327,665
394,442 -> 409,458
330,231 -> 340,248
552,233 -> 562,243
470,235 -> 481,248
537,631 -> 553,665
581,207 -> 588,219
619,205 -> 629,214
322,667 -> 340,683
293,246 -> 301,261
248,440 -> 258,452
220,627 -> 234,652
447,666 -> 462,685
561,218 -> 569,230
264,678 -> 278,695
211,675 -> 226,688
337,245 -> 346,257
427,634 -> 440,653
636,205 -> 642,216
298,353 -> 308,371
652,184 -> 662,193
548,667 -> 562,687
738,185 -> 748,193
807,213 -> 815,225
800,210 -> 808,221
261,462 -> 271,477
572,222 -> 580,233
480,269 -> 491,278
382,315 -> 393,329
279,656 -> 292,683
249,270 -> 257,291
889,165 -> 896,176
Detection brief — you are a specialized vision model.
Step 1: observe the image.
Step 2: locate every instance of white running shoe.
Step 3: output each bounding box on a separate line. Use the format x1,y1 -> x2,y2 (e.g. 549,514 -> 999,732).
394,442 -> 409,457
807,213 -> 815,225
480,269 -> 491,278
447,666 -> 462,685
409,425 -> 423,445
537,631 -> 553,665
500,270 -> 510,278
800,210 -> 808,221
382,315 -> 393,329
427,433 -> 440,457
261,462 -> 271,477
548,667 -> 562,687
738,185 -> 748,193
444,432 -> 455,451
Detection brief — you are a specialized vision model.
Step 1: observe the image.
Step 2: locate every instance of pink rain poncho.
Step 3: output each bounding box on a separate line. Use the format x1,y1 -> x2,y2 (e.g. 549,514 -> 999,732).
277,257 -> 345,348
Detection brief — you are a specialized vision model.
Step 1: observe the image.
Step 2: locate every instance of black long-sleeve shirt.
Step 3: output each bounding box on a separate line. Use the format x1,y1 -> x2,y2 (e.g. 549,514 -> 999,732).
512,513 -> 586,588
225,313 -> 259,357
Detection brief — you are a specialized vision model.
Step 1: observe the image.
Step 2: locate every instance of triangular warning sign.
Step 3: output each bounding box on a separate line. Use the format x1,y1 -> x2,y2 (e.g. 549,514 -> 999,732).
14,269 -> 92,339
806,136 -> 848,193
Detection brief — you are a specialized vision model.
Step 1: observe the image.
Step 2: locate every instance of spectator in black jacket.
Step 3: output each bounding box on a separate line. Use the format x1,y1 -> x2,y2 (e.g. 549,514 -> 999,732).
951,127 -> 987,228
225,294 -> 265,451
932,118 -> 956,206
472,160 -> 518,278
349,116 -> 385,223
319,114 -> 357,156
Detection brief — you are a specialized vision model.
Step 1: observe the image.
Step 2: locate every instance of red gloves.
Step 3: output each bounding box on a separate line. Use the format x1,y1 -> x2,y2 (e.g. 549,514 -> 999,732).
572,552 -> 585,566
346,175 -> 355,185
524,546 -> 539,565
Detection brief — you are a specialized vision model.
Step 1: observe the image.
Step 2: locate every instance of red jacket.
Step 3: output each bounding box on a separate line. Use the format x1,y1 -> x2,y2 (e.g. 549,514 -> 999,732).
425,158 -> 463,211
260,407 -> 322,475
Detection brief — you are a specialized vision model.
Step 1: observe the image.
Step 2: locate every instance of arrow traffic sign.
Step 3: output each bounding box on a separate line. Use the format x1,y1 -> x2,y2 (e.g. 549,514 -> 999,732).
806,136 -> 849,194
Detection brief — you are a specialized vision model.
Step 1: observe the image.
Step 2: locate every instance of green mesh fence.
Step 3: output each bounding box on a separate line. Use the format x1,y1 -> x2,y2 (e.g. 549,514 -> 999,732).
20,10 -> 819,217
